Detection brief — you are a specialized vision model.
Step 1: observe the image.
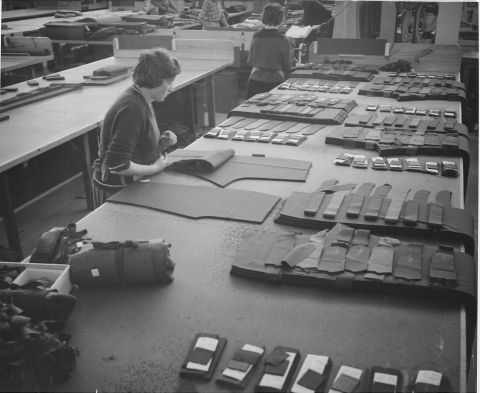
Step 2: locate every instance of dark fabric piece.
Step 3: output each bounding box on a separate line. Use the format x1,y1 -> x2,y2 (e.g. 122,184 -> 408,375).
220,116 -> 245,127
227,359 -> 250,372
256,347 -> 300,392
332,373 -> 360,393
364,197 -> 384,221
367,367 -> 402,393
413,189 -> 430,204
168,149 -> 235,172
230,226 -> 477,308
304,192 -> 326,217
233,348 -> 264,364
180,333 -> 227,380
323,192 -> 347,218
233,232 -> 298,271
372,184 -> 392,198
384,188 -> 410,224
190,348 -> 213,365
346,193 -> 365,218
352,229 -> 370,245
393,243 -> 423,280
427,203 -> 443,228
429,247 -> 457,283
108,182 -> 279,224
337,226 -> 355,243
217,344 -> 264,389
304,179 -> 338,216
168,154 -> 311,187
298,369 -> 327,390
302,124 -> 325,135
403,200 -> 420,225
317,245 -> 347,273
274,187 -> 475,255
436,190 -> 452,207
282,243 -> 317,267
368,243 -> 394,274
345,245 -> 370,273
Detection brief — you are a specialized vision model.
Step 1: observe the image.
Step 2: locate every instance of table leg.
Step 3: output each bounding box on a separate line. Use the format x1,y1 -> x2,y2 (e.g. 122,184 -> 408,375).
205,75 -> 216,127
78,134 -> 94,211
0,173 -> 23,259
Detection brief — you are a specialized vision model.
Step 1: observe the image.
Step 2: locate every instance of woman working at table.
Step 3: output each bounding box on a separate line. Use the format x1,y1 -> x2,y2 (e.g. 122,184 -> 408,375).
246,3 -> 291,99
92,49 -> 180,207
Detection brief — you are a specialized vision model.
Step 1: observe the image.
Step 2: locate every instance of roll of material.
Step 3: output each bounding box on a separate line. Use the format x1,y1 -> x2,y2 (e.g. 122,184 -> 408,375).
68,240 -> 175,286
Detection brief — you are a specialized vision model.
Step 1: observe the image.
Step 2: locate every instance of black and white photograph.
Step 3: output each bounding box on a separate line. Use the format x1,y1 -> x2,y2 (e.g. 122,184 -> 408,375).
0,0 -> 478,392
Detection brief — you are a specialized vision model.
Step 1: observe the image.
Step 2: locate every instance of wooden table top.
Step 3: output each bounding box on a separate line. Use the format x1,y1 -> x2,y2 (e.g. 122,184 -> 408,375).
0,55 -> 232,173
1,9 -> 140,35
1,53 -> 54,73
1,8 -> 57,22
57,119 -> 467,393
51,84 -> 468,392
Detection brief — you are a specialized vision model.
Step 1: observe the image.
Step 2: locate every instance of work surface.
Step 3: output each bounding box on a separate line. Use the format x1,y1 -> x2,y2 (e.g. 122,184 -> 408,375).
55,91 -> 467,392
0,55 -> 231,173
0,9 -> 139,35
1,53 -> 54,73
1,8 -> 57,22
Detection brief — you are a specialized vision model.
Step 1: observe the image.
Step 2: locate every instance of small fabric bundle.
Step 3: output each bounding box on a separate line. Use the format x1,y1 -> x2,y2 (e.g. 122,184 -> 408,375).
68,239 -> 175,286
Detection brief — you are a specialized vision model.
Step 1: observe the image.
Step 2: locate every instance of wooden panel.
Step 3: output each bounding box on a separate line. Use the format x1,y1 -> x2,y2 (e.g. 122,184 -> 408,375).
115,37 -> 234,63
3,36 -> 53,54
174,29 -> 255,50
174,39 -> 234,62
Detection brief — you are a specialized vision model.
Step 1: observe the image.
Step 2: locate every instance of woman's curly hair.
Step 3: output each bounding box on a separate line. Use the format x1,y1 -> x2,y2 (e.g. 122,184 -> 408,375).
262,2 -> 284,26
133,48 -> 181,88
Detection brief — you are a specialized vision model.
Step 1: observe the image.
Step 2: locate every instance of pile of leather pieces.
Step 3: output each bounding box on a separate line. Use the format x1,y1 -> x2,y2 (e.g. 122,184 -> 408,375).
0,280 -> 77,391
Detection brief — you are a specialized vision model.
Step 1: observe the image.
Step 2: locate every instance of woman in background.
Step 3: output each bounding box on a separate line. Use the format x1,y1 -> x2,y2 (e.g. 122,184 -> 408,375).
246,3 -> 291,99
198,0 -> 228,29
92,49 -> 180,207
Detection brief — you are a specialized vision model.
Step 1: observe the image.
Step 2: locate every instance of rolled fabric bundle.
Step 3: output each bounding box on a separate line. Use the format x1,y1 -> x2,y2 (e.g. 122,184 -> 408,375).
68,240 -> 175,286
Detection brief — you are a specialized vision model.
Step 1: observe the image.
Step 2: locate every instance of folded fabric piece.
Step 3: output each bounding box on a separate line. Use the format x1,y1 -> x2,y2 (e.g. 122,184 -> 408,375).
109,182 -> 280,224
291,354 -> 331,393
217,343 -> 265,389
168,149 -> 235,172
274,185 -> 475,255
255,346 -> 300,392
366,367 -> 403,393
230,224 -> 477,308
92,65 -> 129,77
180,333 -> 227,380
168,151 -> 311,187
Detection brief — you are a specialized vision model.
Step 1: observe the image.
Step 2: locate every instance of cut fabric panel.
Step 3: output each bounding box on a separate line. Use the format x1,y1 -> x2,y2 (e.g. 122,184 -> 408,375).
109,182 -> 280,224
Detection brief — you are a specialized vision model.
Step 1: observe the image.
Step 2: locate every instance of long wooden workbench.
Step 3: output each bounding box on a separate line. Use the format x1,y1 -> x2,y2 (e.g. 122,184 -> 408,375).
0,38 -> 234,258
48,47 -> 470,392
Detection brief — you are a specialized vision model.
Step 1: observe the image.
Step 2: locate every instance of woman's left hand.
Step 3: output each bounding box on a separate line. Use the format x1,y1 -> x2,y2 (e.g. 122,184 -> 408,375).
163,130 -> 178,147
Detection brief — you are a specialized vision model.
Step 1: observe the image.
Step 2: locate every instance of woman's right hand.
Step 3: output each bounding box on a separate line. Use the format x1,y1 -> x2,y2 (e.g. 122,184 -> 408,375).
152,153 -> 169,173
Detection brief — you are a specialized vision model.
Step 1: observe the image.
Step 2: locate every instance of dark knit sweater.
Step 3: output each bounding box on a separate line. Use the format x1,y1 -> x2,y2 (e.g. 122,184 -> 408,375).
247,28 -> 291,84
93,86 -> 161,188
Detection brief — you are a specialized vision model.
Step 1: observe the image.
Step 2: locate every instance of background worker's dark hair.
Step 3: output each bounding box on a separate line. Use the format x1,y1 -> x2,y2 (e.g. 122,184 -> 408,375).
261,2 -> 284,26
133,49 -> 181,88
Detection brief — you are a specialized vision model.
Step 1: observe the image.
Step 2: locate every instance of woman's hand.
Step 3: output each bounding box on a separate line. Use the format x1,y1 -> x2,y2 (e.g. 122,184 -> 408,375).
152,153 -> 169,173
163,130 -> 177,147
158,130 -> 178,152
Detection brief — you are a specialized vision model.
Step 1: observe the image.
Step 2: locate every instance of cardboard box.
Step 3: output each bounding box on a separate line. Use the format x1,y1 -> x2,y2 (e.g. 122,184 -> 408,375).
1,261 -> 73,294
